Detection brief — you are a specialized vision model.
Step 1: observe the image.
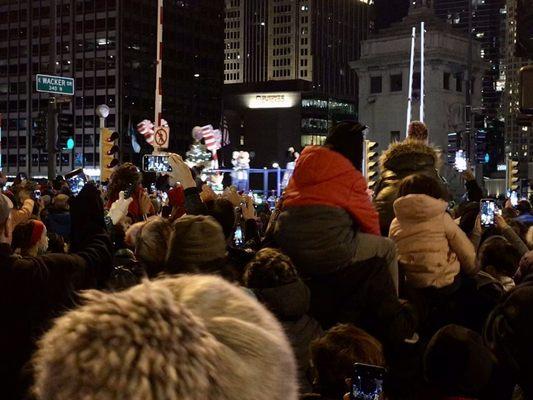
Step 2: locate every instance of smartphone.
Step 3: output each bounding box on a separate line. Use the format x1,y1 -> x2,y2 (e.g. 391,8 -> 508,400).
65,168 -> 87,195
234,226 -> 243,247
351,363 -> 387,400
481,199 -> 496,228
34,189 -> 41,200
124,182 -> 136,199
454,150 -> 467,172
142,154 -> 172,173
510,191 -> 518,207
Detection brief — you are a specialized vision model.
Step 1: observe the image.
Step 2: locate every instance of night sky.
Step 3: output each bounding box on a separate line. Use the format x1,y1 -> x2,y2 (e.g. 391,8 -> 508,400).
374,0 -> 411,30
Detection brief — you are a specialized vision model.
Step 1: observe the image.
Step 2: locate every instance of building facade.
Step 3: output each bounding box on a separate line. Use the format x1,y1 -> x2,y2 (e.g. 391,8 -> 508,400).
223,0 -> 372,166
0,0 -> 224,176
503,0 -> 533,163
350,3 -> 485,154
433,0 -> 506,119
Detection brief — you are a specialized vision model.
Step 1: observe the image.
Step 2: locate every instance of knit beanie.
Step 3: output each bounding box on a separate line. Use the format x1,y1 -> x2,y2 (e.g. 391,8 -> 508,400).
32,275 -> 298,400
324,121 -> 366,171
166,215 -> 227,266
424,324 -> 496,398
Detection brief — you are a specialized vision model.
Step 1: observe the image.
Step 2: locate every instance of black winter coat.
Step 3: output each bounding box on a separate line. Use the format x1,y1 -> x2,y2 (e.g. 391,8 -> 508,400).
253,279 -> 323,393
373,140 -> 443,236
0,233 -> 113,400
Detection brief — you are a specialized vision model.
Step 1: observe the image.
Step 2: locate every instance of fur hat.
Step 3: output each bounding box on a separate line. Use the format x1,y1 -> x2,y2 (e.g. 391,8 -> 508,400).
407,121 -> 428,141
166,215 -> 227,267
32,275 -> 298,400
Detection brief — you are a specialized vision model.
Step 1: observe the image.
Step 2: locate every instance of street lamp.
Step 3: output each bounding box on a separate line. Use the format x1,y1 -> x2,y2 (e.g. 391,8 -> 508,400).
96,104 -> 110,129
96,104 -> 110,175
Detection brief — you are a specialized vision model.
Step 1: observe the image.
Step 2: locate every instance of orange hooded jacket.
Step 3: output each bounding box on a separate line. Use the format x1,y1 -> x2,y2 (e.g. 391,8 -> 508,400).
283,146 -> 380,236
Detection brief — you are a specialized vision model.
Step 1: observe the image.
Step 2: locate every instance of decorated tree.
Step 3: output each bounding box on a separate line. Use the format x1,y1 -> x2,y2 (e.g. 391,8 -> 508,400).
185,127 -> 213,169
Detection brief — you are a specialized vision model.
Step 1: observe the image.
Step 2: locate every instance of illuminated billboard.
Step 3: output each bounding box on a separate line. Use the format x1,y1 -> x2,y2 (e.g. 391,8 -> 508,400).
245,92 -> 301,109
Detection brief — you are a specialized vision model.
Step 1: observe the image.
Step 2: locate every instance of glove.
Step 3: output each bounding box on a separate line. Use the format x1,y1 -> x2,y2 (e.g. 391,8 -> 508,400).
108,191 -> 133,225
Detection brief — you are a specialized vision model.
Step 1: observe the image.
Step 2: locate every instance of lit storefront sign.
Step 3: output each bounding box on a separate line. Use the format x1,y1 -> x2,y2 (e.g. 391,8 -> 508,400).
246,92 -> 300,109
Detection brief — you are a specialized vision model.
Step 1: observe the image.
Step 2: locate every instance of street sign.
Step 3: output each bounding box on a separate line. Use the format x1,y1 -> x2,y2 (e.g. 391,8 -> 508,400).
36,74 -> 75,96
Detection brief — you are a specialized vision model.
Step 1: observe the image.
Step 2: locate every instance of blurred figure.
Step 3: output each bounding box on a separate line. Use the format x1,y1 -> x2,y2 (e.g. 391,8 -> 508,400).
485,280 -> 533,399
304,324 -> 385,400
424,324 -> 502,400
374,121 -> 445,236
44,194 -> 71,241
244,248 -> 323,392
107,163 -> 154,222
32,275 -> 298,400
515,200 -> 533,227
12,220 -> 49,257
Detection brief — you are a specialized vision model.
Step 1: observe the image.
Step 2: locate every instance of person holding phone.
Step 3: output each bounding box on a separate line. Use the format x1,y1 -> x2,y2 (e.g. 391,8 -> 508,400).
106,163 -> 155,222
302,324 -> 386,400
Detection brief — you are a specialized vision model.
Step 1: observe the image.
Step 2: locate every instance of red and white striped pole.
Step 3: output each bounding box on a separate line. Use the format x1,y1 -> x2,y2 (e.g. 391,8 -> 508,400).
154,0 -> 163,129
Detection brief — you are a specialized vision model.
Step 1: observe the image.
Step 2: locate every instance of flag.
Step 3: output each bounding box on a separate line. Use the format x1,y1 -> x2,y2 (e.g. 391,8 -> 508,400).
221,115 -> 230,147
201,125 -> 219,151
137,119 -> 155,146
128,116 -> 141,154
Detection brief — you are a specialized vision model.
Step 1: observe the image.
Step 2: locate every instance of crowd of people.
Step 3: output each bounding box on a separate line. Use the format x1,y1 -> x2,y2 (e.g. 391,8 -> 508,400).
1,120 -> 533,400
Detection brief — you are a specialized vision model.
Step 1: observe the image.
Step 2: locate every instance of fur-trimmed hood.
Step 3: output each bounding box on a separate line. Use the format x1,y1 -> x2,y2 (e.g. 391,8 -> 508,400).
380,140 -> 442,172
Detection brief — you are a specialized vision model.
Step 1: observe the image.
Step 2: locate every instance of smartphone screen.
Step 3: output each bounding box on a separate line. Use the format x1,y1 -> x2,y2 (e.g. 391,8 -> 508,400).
142,155 -> 172,173
351,363 -> 386,400
34,190 -> 41,200
65,168 -> 87,195
481,199 -> 496,228
234,226 -> 243,247
510,191 -> 518,207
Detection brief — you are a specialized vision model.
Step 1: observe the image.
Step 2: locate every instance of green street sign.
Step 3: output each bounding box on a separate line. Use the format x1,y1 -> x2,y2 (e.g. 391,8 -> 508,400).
36,74 -> 75,96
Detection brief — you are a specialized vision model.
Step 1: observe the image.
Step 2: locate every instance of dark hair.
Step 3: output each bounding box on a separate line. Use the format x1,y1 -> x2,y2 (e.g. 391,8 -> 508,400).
424,325 -> 496,398
324,121 -> 365,171
47,232 -> 65,253
108,163 -> 141,202
204,198 -> 235,239
478,236 -> 521,277
12,220 -> 36,251
243,248 -> 299,289
398,173 -> 443,199
310,324 -> 385,398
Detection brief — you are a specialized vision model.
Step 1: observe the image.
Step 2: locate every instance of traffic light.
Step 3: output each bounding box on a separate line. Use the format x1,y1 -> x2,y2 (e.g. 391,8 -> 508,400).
57,113 -> 74,150
364,140 -> 379,190
100,128 -> 119,182
506,158 -> 519,192
33,112 -> 47,149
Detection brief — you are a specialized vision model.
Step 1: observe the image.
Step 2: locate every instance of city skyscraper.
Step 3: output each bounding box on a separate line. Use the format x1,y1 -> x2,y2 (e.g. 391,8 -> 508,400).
223,0 -> 373,166
0,0 -> 224,176
503,0 -> 533,163
432,0 -> 506,120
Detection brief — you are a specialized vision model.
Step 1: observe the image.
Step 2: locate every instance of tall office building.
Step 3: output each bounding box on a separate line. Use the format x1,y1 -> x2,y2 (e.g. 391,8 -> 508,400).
503,0 -> 533,162
432,0 -> 506,119
0,0 -> 224,176
223,0 -> 373,166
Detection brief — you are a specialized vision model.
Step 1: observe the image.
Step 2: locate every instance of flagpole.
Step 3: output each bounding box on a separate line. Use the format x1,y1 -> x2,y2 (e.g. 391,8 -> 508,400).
420,21 -> 425,123
406,26 -> 416,137
154,0 -> 163,127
